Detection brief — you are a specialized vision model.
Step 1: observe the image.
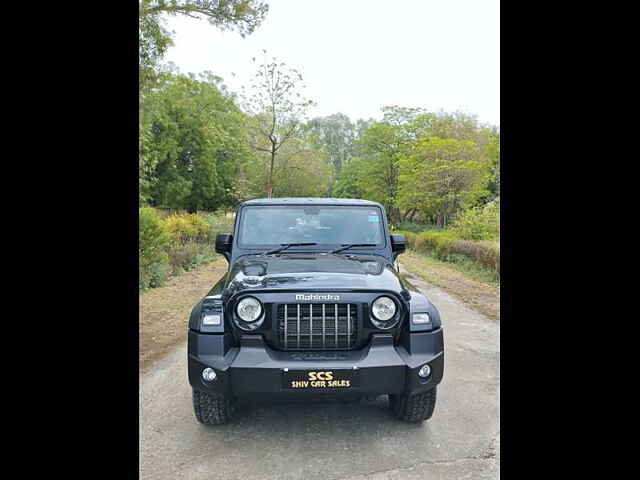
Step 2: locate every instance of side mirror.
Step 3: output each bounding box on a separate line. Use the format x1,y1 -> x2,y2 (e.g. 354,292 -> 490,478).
390,234 -> 406,255
215,233 -> 233,255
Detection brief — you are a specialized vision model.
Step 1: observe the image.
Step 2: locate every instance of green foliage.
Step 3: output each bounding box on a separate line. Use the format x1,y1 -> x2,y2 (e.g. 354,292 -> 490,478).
139,207 -> 170,267
141,1 -> 269,37
450,199 -> 500,240
139,0 -> 269,205
140,209 -> 235,291
241,54 -> 314,198
139,0 -> 269,91
142,72 -> 252,211
394,221 -> 439,233
161,213 -> 210,245
166,240 -> 216,274
305,113 -> 357,176
139,207 -> 171,289
202,211 -> 236,237
398,137 -> 490,227
396,229 -> 500,275
486,133 -> 500,199
312,107 -> 500,230
333,157 -> 367,199
351,116 -> 412,223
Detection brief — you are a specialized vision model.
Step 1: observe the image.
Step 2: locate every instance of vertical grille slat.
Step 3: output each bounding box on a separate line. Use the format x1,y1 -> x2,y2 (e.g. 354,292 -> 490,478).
334,304 -> 338,348
347,304 -> 351,345
310,304 -> 314,348
277,303 -> 357,350
284,304 -> 288,349
297,304 -> 301,350
322,304 -> 326,349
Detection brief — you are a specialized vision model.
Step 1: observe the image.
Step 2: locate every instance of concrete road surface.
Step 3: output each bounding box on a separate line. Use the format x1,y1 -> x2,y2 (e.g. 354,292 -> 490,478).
140,265 -> 500,479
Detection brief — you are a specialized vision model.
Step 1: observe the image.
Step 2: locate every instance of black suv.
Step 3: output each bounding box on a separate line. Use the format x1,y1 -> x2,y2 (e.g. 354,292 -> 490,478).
188,198 -> 444,424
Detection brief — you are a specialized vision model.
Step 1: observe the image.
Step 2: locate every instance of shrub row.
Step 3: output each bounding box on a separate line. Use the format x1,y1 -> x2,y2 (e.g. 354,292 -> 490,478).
450,200 -> 500,240
397,230 -> 500,274
139,208 -> 235,290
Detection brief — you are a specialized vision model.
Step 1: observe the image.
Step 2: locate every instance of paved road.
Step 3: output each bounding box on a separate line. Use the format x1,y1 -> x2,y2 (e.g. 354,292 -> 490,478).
140,265 -> 500,479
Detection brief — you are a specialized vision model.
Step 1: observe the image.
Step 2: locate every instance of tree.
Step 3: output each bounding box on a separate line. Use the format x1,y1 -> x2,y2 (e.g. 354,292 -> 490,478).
352,106 -> 423,223
241,54 -> 314,198
332,157 -> 368,199
143,72 -> 253,211
242,133 -> 335,198
139,1 -> 269,204
305,113 -> 356,176
398,137 -> 490,227
270,139 -> 335,197
139,0 -> 269,91
486,132 -> 500,199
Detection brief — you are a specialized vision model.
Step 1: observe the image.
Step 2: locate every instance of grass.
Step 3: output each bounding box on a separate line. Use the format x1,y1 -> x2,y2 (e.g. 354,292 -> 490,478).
401,249 -> 500,321
424,250 -> 500,287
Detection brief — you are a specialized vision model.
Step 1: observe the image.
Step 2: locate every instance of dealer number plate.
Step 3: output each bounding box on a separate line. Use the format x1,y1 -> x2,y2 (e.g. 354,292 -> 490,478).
283,369 -> 357,389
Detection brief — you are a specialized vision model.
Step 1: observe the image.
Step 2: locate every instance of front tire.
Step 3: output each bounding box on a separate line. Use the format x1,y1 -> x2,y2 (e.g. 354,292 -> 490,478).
192,389 -> 231,425
389,387 -> 437,423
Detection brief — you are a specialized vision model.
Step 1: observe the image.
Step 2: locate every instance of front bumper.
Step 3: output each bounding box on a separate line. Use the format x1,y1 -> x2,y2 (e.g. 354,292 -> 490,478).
188,328 -> 444,398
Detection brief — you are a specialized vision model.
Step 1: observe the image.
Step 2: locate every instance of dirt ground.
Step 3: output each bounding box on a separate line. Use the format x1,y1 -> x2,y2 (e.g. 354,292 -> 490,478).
401,250 -> 500,321
139,258 -> 228,374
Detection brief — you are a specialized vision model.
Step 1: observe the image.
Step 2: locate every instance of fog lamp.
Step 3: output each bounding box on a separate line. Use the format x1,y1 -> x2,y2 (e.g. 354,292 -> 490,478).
202,368 -> 217,382
418,364 -> 431,378
412,313 -> 431,325
202,313 -> 221,326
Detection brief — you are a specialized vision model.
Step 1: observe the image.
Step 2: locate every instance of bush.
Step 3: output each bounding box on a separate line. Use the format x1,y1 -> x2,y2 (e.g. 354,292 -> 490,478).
451,200 -> 499,240
394,228 -> 500,274
166,240 -> 216,274
161,213 -> 210,245
140,261 -> 172,289
139,207 -> 171,289
139,209 -> 237,292
202,211 -> 235,240
394,221 -> 439,233
453,240 -> 500,273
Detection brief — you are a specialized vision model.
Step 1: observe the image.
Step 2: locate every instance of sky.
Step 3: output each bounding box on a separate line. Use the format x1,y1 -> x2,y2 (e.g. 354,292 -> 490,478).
164,0 -> 500,127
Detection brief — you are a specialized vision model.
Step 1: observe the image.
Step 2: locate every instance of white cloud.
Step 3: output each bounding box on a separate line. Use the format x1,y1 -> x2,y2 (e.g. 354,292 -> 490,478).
163,0 -> 499,126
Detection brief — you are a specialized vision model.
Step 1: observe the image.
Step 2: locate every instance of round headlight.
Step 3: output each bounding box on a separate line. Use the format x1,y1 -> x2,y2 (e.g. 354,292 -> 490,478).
236,297 -> 262,322
371,296 -> 397,321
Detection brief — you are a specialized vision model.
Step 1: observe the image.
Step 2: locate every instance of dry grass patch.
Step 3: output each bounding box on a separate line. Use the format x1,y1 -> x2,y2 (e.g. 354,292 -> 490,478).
401,250 -> 500,321
139,257 -> 228,373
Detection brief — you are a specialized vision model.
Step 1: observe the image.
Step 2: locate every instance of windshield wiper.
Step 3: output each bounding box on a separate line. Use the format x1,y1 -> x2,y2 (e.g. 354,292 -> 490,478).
329,243 -> 377,254
262,243 -> 318,256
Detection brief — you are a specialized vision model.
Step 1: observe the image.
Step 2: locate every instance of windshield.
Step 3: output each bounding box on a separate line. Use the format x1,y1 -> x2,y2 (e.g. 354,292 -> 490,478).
238,205 -> 385,248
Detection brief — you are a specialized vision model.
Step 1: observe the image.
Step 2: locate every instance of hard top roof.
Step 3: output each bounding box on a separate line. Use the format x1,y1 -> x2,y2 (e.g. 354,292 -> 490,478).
240,197 -> 383,208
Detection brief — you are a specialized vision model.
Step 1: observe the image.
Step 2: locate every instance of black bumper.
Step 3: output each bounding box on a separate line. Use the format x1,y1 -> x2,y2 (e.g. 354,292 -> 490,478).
188,329 -> 444,398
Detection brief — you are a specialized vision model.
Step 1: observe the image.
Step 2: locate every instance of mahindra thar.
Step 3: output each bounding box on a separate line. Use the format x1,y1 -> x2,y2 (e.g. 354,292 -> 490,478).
188,198 -> 444,424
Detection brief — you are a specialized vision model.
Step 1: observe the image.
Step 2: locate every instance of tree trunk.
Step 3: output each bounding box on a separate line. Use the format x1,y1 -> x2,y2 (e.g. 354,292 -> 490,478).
267,150 -> 276,198
388,206 -> 401,226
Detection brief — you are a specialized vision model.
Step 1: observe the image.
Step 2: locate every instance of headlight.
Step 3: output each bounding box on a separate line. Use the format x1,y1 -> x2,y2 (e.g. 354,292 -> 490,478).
236,297 -> 263,322
371,296 -> 397,321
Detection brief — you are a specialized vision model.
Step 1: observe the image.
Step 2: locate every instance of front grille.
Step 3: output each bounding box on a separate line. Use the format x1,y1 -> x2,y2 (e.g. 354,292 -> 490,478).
277,303 -> 357,350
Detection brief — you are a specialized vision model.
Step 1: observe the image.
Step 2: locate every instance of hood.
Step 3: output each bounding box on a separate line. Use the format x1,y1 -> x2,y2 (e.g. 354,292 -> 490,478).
223,253 -> 406,296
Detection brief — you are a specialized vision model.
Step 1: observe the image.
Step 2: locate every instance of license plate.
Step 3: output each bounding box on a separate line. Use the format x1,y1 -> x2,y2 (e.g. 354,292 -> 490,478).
283,369 -> 357,390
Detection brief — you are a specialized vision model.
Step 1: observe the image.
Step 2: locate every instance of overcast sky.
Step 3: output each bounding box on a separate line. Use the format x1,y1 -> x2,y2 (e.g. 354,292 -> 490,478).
164,0 -> 500,127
